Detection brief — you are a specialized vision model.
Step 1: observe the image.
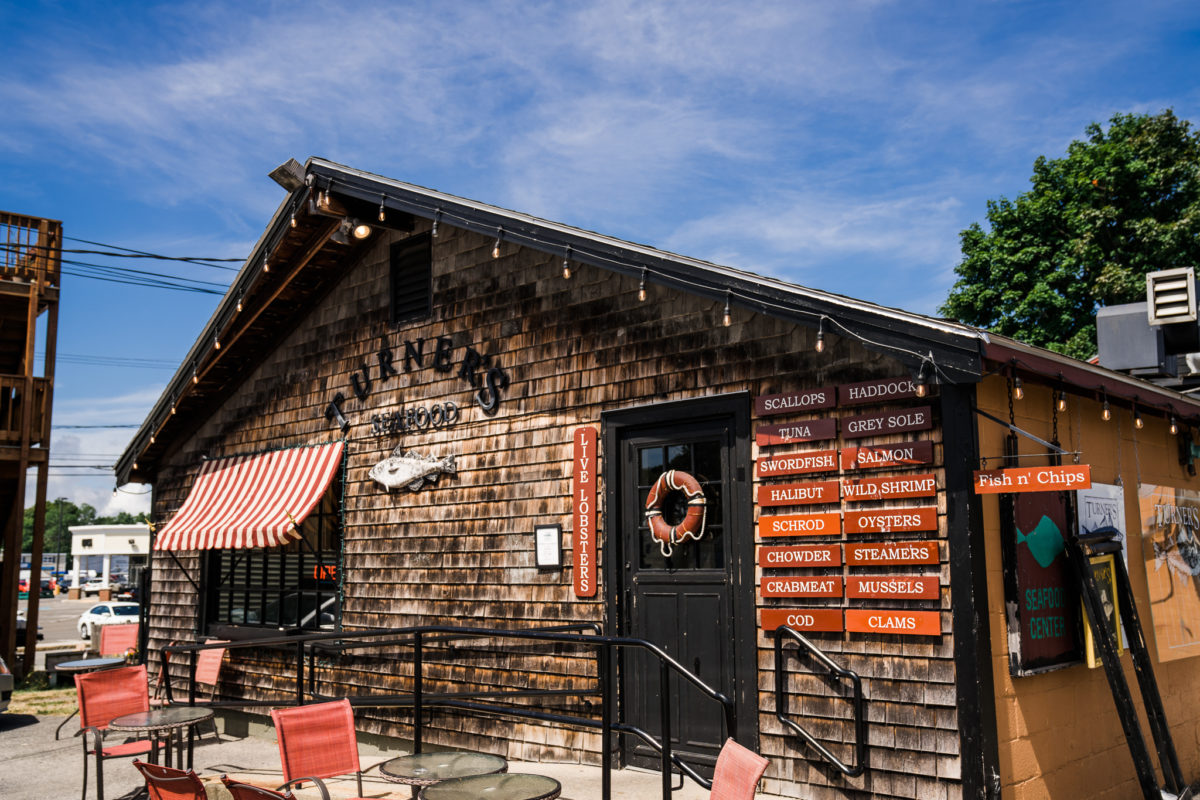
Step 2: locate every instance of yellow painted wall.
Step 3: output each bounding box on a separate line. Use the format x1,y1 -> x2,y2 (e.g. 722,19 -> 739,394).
979,374 -> 1200,799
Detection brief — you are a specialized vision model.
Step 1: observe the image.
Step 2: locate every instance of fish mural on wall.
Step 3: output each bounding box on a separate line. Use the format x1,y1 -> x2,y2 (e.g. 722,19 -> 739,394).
369,448 -> 457,492
1017,514 -> 1066,569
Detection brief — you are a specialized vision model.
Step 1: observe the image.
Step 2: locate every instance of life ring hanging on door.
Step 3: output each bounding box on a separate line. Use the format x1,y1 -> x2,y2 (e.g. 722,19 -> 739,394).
644,469 -> 708,557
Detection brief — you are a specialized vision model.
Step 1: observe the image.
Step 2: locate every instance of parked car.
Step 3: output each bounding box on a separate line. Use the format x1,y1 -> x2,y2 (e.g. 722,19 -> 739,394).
80,576 -> 124,596
0,654 -> 12,713
16,613 -> 42,641
77,601 -> 140,640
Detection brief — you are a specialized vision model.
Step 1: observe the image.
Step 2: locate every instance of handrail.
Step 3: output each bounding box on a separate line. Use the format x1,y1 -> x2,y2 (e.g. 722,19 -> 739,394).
161,622 -> 735,800
774,625 -> 867,777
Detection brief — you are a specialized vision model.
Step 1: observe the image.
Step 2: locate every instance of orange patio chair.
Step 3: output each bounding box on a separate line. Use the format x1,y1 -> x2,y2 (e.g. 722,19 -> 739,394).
132,760 -> 206,800
710,738 -> 769,800
153,639 -> 228,740
222,774 -> 328,800
270,698 -> 380,799
75,664 -> 156,800
98,623 -> 139,659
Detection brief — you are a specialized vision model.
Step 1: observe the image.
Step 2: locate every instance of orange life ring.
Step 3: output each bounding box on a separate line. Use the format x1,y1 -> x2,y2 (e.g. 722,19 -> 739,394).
644,470 -> 708,557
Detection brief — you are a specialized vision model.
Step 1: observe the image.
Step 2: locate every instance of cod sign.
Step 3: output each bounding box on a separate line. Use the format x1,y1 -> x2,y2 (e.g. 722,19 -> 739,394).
974,465 -> 1092,494
573,427 -> 597,597
760,608 -> 844,632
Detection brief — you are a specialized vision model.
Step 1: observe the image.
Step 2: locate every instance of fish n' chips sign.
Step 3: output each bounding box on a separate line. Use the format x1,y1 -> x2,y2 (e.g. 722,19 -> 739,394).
974,465 -> 1091,494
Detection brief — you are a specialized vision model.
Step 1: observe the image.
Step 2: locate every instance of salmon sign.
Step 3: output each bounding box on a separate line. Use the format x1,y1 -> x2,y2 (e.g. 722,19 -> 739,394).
573,427 -> 597,597
973,465 -> 1092,494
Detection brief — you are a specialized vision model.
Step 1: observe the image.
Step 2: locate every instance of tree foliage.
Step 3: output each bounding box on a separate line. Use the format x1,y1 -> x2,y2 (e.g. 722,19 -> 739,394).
941,110 -> 1200,359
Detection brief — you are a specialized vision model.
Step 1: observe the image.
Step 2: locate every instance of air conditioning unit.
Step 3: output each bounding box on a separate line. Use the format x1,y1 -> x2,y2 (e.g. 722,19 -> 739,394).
1147,267 -> 1200,353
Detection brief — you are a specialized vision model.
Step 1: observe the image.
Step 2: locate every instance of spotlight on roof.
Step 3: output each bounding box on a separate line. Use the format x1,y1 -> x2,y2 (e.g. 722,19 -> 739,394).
268,158 -> 306,191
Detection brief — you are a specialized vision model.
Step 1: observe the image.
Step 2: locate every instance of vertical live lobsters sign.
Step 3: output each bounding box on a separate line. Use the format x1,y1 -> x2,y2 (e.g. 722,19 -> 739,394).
755,376 -> 943,637
573,427 -> 598,597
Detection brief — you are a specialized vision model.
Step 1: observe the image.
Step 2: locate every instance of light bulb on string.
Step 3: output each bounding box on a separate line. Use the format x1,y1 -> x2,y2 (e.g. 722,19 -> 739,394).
236,294 -> 243,313
1013,376 -> 1024,401
290,211 -> 297,229
492,229 -> 503,259
1101,391 -> 1111,422
1057,390 -> 1067,412
638,268 -> 647,302
263,255 -> 270,274
1171,416 -> 1180,435
562,246 -> 572,279
214,332 -> 221,350
431,209 -> 441,237
1134,407 -> 1144,429
722,291 -> 732,327
378,194 -> 387,222
915,359 -> 929,398
192,364 -> 199,384
815,317 -> 826,354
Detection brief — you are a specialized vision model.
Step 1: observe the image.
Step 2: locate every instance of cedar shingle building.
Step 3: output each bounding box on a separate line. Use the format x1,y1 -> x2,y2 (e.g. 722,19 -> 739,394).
119,158 -> 1200,799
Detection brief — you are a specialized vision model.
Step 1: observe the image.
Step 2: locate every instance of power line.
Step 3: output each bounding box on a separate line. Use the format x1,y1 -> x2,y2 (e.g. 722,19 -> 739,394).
53,424 -> 141,429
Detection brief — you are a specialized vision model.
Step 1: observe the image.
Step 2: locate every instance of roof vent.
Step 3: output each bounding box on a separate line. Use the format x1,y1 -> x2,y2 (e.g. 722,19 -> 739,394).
1147,267 -> 1198,326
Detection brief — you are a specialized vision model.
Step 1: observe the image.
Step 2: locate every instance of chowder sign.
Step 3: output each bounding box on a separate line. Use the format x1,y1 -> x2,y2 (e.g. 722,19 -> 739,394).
325,334 -> 511,433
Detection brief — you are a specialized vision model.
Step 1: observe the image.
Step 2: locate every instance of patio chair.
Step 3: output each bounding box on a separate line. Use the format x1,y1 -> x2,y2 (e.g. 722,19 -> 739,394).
270,698 -> 381,798
75,664 -> 156,800
221,774 -> 329,800
710,738 -> 769,800
153,639 -> 228,740
132,760 -> 206,800
98,623 -> 139,659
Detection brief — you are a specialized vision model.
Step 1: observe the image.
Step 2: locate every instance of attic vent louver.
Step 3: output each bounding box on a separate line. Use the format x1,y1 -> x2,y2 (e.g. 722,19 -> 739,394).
1147,267 -> 1198,326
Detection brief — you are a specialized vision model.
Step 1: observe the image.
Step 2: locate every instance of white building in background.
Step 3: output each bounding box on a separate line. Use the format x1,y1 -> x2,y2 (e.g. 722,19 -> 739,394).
69,524 -> 150,590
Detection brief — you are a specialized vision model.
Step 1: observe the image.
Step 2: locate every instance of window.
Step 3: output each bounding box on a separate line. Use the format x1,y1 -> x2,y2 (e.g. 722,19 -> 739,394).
204,487 -> 343,633
390,233 -> 432,325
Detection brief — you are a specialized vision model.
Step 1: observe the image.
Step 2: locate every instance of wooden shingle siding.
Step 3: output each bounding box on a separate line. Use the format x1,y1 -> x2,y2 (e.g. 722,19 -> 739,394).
148,222 -> 960,799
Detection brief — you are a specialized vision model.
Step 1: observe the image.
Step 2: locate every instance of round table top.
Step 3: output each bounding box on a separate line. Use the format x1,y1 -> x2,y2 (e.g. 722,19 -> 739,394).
55,657 -> 127,673
108,706 -> 214,733
418,773 -> 561,800
379,751 -> 508,786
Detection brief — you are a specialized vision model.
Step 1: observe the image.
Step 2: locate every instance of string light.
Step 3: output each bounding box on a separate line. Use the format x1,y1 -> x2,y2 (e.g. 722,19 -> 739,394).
1056,390 -> 1067,413
236,293 -> 243,313
214,332 -> 221,350
815,317 -> 826,354
1013,376 -> 1024,401
378,194 -> 387,222
915,359 -> 929,398
431,209 -> 441,238
170,398 -> 176,416
263,255 -> 270,274
1134,405 -> 1144,430
722,291 -> 732,327
322,183 -> 331,208
492,229 -> 503,259
290,211 -> 297,229
638,268 -> 647,302
192,363 -> 199,384
1101,390 -> 1111,422
562,246 -> 572,279
149,433 -> 155,445
1171,416 -> 1180,435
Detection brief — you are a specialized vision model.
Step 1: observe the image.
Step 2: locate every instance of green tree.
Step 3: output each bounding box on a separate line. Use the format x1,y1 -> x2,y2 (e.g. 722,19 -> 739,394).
22,498 -> 97,552
941,110 -> 1200,359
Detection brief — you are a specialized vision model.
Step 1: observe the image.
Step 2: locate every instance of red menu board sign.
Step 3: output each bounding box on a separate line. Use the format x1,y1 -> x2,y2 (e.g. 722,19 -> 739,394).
843,473 -> 937,502
841,441 -> 934,470
573,427 -> 597,597
842,406 -> 932,439
846,575 -> 939,600
846,541 -> 939,566
845,609 -> 941,636
756,449 -> 838,477
755,418 -> 837,446
758,481 -> 840,507
759,512 -> 841,537
755,388 -> 835,417
759,544 -> 842,567
974,465 -> 1092,494
760,576 -> 844,598
839,376 -> 920,405
760,608 -> 844,632
844,507 -> 937,534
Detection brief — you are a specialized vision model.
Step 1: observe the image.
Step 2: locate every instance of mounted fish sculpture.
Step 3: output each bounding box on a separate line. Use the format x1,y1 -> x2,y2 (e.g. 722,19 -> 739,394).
370,447 -> 457,492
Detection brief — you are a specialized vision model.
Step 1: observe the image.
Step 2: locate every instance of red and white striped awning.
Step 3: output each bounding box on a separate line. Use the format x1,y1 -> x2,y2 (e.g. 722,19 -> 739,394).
155,441 -> 344,551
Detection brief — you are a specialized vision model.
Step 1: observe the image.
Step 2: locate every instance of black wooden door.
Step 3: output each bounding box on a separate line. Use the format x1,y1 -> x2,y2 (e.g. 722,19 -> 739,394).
606,396 -> 753,772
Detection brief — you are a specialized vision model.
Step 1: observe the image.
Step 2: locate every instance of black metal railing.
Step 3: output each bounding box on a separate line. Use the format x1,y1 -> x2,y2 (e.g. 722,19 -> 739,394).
162,623 -> 735,800
773,625 -> 867,777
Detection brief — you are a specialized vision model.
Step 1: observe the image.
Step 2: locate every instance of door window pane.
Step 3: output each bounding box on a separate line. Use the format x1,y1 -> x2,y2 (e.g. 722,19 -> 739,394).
637,438 -> 725,570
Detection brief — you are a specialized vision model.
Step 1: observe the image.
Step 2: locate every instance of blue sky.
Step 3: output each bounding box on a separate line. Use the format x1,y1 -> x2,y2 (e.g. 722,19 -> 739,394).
1,0 -> 1198,517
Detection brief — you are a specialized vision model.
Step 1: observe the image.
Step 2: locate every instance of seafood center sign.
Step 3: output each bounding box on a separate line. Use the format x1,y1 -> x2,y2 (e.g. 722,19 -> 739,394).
324,333 -> 512,433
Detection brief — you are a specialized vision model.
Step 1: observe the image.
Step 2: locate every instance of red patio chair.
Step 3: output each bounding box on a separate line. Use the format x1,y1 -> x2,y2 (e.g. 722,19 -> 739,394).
270,698 -> 379,798
221,774 -> 328,800
153,639 -> 227,741
98,623 -> 139,659
710,738 -> 769,800
131,760 -> 206,800
75,664 -> 156,800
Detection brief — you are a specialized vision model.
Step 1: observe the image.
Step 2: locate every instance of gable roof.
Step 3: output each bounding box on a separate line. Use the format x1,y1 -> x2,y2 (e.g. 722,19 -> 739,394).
114,157 -> 1200,485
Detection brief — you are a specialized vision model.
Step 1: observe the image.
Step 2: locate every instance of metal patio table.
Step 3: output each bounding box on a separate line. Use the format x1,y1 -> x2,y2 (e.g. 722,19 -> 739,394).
380,751 -> 508,797
108,706 -> 214,770
418,773 -> 561,800
53,656 -> 128,740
